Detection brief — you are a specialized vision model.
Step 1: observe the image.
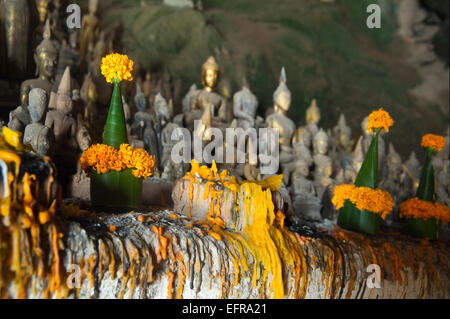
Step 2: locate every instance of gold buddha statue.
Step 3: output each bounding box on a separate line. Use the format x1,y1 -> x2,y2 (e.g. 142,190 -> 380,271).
186,56 -> 227,129
306,98 -> 321,125
20,19 -> 58,107
37,0 -> 48,24
79,0 -> 99,57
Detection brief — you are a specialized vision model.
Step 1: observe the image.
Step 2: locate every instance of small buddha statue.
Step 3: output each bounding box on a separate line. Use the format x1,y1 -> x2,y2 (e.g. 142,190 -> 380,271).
381,143 -> 403,198
155,92 -> 171,128
399,152 -> 421,202
436,160 -> 450,206
71,114 -> 92,199
45,67 -> 77,151
23,88 -> 55,157
79,0 -> 99,57
20,19 -> 58,108
48,0 -> 65,43
133,84 -> 153,140
161,122 -> 183,179
305,98 -> 321,125
292,159 -> 322,221
142,72 -> 154,107
37,0 -> 48,24
187,56 -> 227,129
333,114 -> 352,152
313,129 -> 334,198
266,67 -> 296,185
182,83 -> 197,113
82,75 -> 102,142
45,67 -> 78,189
233,79 -> 258,129
293,139 -> 313,167
133,84 -> 159,167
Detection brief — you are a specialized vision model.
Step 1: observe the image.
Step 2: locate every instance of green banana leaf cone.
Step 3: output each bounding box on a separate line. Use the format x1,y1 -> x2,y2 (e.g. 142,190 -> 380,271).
90,81 -> 143,213
404,218 -> 441,240
91,169 -> 142,213
338,130 -> 382,235
403,148 -> 441,239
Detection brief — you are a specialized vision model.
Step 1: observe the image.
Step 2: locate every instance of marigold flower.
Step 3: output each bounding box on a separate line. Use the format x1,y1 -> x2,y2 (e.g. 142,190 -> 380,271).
80,143 -> 154,179
366,108 -> 394,133
399,197 -> 450,222
421,134 -> 446,152
101,53 -> 134,83
332,184 -> 394,219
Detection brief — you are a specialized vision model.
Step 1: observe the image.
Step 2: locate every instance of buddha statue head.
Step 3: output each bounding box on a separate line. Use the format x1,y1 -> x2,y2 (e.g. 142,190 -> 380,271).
306,99 -> 320,125
338,125 -> 351,149
28,88 -> 47,124
201,56 -> 220,92
38,0 -> 48,24
273,67 -> 291,113
387,143 -> 402,174
135,84 -> 148,112
76,116 -> 92,152
89,0 -> 99,14
87,82 -> 98,103
313,129 -> 328,155
295,159 -> 309,178
361,116 -> 370,136
35,20 -> 58,80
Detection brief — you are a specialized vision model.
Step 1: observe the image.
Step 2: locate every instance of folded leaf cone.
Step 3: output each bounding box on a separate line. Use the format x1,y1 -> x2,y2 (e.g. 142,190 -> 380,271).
338,131 -> 381,235
404,148 -> 441,240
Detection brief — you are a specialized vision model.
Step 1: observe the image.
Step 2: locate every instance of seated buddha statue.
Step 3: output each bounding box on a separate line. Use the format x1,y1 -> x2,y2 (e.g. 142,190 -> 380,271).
185,56 -> 228,131
20,19 -> 58,108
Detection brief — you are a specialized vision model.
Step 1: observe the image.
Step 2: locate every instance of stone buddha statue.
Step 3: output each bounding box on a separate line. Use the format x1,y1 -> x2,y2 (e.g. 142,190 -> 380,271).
45,67 -> 78,189
23,88 -> 55,157
333,114 -> 352,152
182,84 -> 197,113
20,19 -> 58,108
45,67 -> 77,151
79,0 -> 99,58
305,98 -> 321,125
400,151 -> 421,200
266,67 -> 296,185
313,129 -> 334,198
233,79 -> 258,130
292,159 -> 322,221
381,143 -> 403,198
142,72 -> 154,107
133,85 -> 159,167
186,56 -> 227,129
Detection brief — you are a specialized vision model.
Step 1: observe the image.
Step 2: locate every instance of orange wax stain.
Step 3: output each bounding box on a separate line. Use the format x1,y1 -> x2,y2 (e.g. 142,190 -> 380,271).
108,225 -> 116,232
153,225 -> 168,261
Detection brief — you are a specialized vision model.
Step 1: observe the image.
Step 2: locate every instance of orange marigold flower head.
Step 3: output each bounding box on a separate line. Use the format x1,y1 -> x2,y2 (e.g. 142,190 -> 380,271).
101,53 -> 134,83
80,143 -> 154,179
399,197 -> 450,222
332,184 -> 394,219
366,108 -> 394,133
421,134 -> 446,152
